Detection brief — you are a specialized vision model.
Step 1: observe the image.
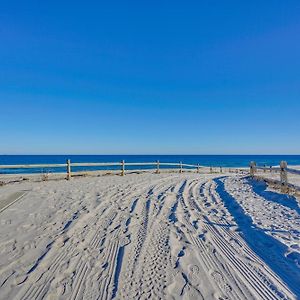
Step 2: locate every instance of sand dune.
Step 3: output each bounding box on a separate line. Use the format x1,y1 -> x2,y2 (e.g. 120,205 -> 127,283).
0,173 -> 299,299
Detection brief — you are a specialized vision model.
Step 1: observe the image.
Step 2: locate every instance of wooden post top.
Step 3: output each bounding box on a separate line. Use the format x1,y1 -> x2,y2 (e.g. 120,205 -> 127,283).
280,161 -> 287,169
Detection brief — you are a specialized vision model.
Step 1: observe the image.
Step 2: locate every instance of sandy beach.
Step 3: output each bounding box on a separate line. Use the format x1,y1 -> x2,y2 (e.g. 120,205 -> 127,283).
0,172 -> 299,300
2,0 -> 300,297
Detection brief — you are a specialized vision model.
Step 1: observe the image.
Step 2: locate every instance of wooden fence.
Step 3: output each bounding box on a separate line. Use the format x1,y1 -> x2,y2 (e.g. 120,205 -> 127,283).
249,161 -> 300,193
0,160 -> 212,179
0,159 -> 250,183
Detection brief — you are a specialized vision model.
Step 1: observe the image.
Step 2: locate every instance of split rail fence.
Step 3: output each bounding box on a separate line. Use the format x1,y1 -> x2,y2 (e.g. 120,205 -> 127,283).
0,160 -> 218,180
249,161 -> 300,192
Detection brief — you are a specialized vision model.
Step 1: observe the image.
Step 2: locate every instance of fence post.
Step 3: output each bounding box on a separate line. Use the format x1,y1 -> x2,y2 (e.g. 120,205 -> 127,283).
121,160 -> 125,176
197,164 -> 200,173
67,159 -> 71,180
179,161 -> 183,173
250,161 -> 256,177
280,161 -> 288,192
156,160 -> 160,174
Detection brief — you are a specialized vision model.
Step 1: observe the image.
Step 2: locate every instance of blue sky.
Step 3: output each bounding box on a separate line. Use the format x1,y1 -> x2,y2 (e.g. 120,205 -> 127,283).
0,1 -> 300,154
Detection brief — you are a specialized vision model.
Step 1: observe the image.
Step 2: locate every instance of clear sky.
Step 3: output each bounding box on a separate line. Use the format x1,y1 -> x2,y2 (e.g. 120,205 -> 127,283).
0,1 -> 300,154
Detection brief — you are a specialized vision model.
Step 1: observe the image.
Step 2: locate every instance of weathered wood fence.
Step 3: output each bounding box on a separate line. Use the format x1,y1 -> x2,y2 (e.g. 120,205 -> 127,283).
249,161 -> 300,193
0,160 -> 212,179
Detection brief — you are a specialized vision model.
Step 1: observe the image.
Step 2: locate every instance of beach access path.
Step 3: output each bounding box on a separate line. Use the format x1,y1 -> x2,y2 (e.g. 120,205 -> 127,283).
0,172 -> 299,300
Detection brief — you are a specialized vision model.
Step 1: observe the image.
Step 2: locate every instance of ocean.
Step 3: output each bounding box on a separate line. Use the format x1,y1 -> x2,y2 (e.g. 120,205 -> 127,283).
0,155 -> 300,174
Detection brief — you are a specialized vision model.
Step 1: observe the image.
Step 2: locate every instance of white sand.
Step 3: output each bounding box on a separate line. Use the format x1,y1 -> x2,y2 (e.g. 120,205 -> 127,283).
0,172 -> 299,299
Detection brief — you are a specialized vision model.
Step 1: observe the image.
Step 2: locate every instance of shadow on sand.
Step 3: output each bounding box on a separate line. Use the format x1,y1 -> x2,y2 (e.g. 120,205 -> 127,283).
246,177 -> 300,215
214,177 -> 300,298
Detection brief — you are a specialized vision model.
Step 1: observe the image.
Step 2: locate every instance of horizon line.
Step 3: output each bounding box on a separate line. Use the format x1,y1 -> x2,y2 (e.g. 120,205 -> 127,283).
1,154 -> 300,156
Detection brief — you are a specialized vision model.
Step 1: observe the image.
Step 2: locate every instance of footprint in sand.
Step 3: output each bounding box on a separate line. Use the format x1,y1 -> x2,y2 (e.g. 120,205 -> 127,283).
188,264 -> 201,286
211,270 -> 232,294
119,235 -> 131,247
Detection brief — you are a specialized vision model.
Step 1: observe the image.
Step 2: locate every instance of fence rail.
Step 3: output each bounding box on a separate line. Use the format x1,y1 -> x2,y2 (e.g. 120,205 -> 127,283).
249,160 -> 300,192
0,160 -> 215,179
0,164 -> 67,169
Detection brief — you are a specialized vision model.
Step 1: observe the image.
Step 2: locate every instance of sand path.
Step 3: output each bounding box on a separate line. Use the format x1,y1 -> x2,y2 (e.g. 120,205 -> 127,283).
0,173 -> 299,299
